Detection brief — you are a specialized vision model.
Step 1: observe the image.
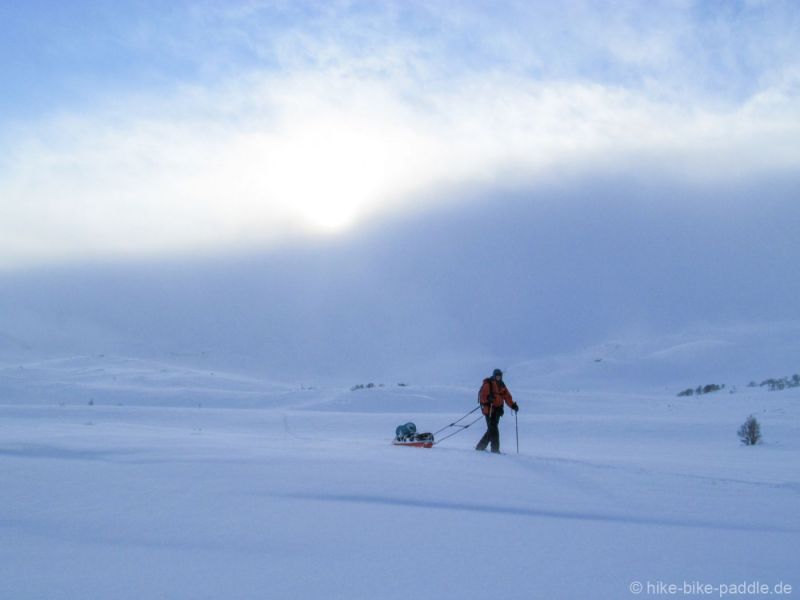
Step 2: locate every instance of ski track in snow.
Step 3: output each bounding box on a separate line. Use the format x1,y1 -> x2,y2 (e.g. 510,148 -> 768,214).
278,491 -> 799,534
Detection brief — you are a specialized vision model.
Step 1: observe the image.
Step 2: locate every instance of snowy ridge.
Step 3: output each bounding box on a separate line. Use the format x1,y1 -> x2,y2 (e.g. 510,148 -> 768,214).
509,322 -> 800,391
1,356 -> 798,598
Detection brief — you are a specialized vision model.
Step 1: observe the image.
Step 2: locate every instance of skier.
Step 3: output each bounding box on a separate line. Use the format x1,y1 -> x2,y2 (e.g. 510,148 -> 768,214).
475,368 -> 518,453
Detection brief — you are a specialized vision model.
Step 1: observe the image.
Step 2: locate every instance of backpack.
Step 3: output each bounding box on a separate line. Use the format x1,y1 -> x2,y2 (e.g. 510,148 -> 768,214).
480,377 -> 500,405
479,378 -> 505,415
395,422 -> 417,439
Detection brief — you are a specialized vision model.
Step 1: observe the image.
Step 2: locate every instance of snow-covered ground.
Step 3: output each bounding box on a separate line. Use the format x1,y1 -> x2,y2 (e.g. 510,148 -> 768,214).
1,356 -> 798,599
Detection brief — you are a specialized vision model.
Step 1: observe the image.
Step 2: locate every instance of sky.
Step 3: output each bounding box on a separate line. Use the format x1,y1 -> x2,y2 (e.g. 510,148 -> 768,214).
1,0 -> 799,268
1,1 -> 799,382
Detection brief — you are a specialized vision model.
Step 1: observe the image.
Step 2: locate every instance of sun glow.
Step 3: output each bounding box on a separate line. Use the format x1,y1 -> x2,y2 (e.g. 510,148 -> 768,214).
230,101 -> 446,235
4,55 -> 800,267
265,121 -> 388,232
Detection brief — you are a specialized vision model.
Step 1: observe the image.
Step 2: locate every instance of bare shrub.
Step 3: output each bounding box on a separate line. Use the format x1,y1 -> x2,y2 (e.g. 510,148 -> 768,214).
738,415 -> 762,446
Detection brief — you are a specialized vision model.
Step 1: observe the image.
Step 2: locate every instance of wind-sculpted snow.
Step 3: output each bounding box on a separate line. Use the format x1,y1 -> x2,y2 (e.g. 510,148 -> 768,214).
0,381 -> 798,599
280,491 -> 798,534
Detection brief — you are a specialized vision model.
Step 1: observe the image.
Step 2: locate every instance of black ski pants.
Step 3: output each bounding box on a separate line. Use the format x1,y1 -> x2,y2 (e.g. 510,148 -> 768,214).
476,410 -> 502,453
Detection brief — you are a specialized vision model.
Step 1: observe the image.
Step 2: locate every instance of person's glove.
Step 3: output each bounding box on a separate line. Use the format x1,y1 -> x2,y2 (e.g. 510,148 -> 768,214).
511,402 -> 519,412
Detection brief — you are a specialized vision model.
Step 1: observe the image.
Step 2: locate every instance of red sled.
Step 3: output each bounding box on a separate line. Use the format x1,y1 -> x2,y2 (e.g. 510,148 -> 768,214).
392,439 -> 434,448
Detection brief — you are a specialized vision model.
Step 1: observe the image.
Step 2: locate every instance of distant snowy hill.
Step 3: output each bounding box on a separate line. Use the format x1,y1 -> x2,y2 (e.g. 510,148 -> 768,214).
1,175 -> 798,384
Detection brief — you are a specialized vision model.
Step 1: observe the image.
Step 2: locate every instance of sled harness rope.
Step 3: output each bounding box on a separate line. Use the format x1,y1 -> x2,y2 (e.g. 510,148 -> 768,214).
432,406 -> 484,445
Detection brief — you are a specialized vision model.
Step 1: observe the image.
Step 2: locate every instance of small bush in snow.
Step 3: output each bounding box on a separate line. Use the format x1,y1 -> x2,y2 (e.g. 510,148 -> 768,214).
760,375 -> 800,392
677,383 -> 724,397
351,383 -> 380,391
738,415 -> 762,446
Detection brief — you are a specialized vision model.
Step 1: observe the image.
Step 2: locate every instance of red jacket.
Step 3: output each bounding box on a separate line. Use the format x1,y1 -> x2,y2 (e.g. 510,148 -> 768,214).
479,378 -> 514,415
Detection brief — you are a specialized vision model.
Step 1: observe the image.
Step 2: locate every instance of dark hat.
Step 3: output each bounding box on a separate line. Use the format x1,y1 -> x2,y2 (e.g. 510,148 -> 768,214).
492,368 -> 503,377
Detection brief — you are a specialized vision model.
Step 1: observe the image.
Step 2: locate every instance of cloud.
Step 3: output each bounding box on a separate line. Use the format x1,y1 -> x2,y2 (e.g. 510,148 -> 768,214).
1,1 -> 799,268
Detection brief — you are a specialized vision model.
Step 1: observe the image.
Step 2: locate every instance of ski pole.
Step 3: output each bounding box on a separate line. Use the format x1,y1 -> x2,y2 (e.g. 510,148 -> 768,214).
515,409 -> 519,455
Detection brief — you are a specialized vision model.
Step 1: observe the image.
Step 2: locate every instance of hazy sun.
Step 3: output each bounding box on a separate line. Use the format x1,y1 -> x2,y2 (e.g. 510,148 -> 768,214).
264,121 -> 390,233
